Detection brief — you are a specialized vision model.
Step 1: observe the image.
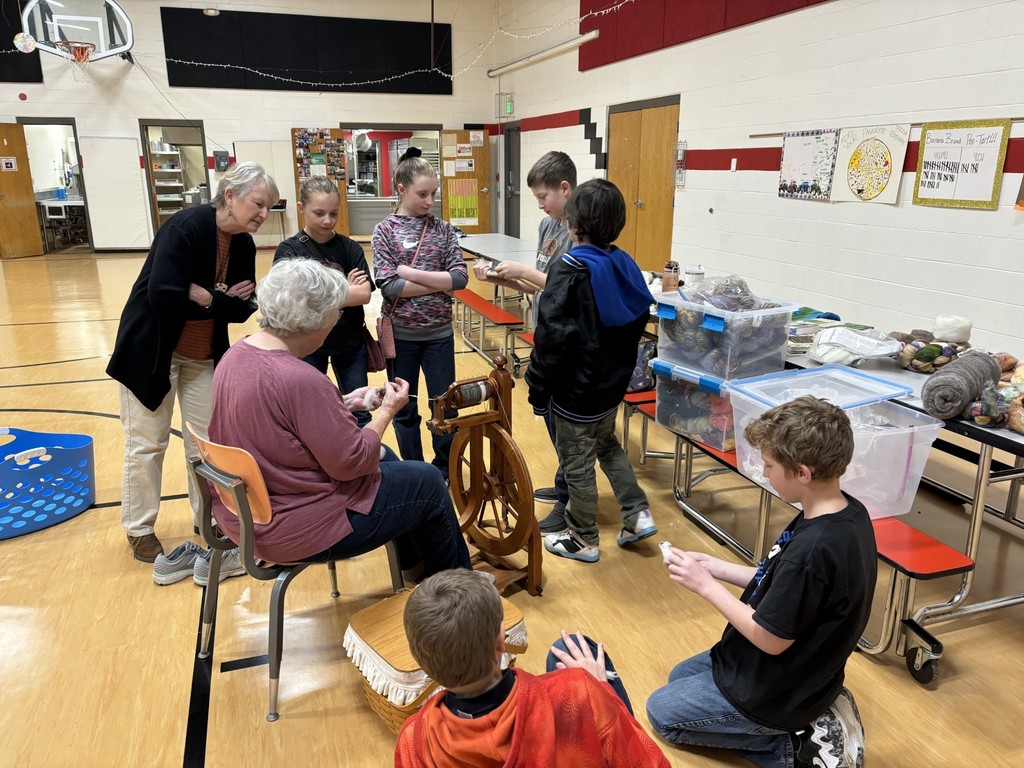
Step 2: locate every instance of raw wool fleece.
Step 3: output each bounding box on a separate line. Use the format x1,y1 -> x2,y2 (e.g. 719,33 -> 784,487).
921,350 -> 1001,420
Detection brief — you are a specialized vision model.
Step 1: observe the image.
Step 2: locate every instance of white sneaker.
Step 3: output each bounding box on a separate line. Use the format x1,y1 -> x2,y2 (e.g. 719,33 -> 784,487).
617,509 -> 658,547
193,546 -> 246,586
543,530 -> 600,563
797,688 -> 865,768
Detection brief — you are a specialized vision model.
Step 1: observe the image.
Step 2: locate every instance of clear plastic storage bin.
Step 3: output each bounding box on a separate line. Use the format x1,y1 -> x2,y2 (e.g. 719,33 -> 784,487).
654,291 -> 798,379
652,359 -> 739,451
730,366 -> 941,518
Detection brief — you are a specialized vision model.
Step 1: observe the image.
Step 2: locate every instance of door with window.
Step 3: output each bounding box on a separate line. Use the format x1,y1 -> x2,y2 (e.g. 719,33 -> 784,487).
607,102 -> 679,271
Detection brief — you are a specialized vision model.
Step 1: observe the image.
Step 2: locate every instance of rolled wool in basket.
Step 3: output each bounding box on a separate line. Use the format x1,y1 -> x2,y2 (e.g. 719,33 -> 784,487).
921,350 -> 1001,420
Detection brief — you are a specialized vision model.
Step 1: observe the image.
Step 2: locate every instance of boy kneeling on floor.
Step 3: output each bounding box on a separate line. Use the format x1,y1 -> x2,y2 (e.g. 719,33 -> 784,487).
649,396 -> 877,768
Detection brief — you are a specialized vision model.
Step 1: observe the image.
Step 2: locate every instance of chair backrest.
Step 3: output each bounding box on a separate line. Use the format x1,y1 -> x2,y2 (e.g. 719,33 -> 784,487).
185,422 -> 273,525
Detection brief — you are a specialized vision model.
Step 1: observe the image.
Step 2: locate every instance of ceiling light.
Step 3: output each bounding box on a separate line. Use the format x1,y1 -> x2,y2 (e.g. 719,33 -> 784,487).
203,8 -> 220,16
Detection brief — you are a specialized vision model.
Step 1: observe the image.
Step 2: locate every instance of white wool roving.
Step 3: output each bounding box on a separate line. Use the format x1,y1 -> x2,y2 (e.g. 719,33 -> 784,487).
933,315 -> 972,343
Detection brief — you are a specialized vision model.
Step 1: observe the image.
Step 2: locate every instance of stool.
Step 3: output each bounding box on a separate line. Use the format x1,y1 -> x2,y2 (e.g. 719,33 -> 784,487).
343,588 -> 527,733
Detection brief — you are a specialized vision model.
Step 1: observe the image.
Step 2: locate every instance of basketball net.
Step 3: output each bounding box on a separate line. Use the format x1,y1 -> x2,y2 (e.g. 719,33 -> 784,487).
55,41 -> 95,83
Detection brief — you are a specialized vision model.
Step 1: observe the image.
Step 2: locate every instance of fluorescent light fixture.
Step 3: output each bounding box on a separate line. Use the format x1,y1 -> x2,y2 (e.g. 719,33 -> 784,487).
203,8 -> 220,16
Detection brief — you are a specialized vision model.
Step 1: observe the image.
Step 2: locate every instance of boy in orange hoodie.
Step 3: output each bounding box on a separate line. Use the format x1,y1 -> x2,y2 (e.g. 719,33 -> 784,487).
396,569 -> 669,768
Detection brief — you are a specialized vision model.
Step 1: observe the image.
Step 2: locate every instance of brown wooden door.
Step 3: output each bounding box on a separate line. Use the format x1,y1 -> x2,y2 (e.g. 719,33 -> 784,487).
607,103 -> 679,271
440,129 -> 491,233
0,124 -> 45,259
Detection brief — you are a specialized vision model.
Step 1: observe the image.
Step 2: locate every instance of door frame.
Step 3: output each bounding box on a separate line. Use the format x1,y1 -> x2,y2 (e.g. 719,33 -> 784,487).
502,122 -> 521,238
16,115 -> 91,248
139,118 -> 208,234
608,94 -> 680,117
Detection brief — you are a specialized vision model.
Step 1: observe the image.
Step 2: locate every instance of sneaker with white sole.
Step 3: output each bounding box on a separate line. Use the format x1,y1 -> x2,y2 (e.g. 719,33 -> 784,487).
193,546 -> 246,586
795,688 -> 865,768
543,530 -> 600,563
153,541 -> 206,585
616,509 -> 658,547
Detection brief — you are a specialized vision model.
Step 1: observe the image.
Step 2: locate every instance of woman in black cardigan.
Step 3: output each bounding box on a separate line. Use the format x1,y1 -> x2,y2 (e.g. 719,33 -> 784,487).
107,162 -> 279,563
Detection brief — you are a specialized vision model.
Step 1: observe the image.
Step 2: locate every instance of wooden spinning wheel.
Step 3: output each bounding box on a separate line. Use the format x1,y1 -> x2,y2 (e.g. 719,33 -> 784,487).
429,357 -> 542,595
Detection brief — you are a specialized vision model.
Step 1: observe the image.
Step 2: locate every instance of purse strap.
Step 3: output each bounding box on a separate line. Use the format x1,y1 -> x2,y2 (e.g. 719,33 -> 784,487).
384,217 -> 430,318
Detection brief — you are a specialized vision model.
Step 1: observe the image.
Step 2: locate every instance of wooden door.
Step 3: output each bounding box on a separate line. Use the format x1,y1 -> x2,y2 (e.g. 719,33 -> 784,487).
635,104 -> 678,271
440,129 -> 491,233
607,110 -> 642,256
290,128 -> 350,235
607,103 -> 679,272
0,124 -> 44,259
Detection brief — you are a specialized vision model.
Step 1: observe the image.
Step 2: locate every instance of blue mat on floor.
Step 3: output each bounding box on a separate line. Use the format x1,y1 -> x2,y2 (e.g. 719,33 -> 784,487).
0,427 -> 95,541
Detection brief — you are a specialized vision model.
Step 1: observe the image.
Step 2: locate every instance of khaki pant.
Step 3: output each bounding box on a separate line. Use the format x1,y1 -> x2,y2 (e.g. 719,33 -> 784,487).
119,353 -> 213,537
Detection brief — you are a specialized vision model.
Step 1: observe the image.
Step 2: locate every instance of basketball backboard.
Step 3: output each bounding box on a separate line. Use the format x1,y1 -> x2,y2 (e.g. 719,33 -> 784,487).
21,0 -> 133,61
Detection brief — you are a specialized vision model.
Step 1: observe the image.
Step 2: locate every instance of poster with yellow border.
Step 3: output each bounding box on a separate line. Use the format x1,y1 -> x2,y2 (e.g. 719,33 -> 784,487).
913,119 -> 1011,209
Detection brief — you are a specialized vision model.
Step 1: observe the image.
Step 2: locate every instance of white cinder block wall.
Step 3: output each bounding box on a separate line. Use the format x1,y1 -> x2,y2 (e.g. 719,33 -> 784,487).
494,0 -> 1024,352
7,0 -> 1024,350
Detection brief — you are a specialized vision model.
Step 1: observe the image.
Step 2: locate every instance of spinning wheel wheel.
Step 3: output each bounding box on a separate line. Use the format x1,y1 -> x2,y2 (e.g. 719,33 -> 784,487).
450,421 -> 534,557
429,357 -> 542,595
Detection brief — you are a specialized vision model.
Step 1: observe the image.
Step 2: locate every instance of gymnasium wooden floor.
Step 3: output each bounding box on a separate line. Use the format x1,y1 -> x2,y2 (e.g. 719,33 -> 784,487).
1,249 -> 1022,767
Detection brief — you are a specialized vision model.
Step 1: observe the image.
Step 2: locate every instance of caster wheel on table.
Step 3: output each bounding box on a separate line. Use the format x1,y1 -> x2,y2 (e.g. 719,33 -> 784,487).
906,646 -> 939,684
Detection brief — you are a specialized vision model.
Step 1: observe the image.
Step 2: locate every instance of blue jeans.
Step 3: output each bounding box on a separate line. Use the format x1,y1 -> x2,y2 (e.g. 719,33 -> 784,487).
545,635 -> 633,715
391,335 -> 456,474
303,460 -> 470,576
646,650 -> 795,768
543,409 -> 569,504
304,343 -> 371,427
554,411 -> 649,544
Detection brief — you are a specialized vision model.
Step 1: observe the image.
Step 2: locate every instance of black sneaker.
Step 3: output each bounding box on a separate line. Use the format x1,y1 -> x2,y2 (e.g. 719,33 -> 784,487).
533,486 -> 559,504
538,504 -> 569,535
795,688 -> 864,768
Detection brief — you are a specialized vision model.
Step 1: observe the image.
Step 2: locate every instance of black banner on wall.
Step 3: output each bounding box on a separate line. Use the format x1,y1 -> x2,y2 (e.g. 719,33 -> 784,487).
160,7 -> 453,95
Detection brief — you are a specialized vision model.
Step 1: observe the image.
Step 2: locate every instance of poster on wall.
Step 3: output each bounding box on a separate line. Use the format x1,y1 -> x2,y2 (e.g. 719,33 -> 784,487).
1016,174 -> 1024,211
447,178 -> 479,226
830,124 -> 911,204
778,129 -> 840,201
913,119 -> 1011,210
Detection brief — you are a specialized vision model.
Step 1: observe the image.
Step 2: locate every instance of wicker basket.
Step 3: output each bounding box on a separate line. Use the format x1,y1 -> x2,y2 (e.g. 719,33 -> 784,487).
344,589 -> 527,734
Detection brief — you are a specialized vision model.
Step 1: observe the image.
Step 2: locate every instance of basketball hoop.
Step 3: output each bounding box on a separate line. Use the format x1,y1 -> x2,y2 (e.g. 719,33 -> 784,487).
55,40 -> 96,83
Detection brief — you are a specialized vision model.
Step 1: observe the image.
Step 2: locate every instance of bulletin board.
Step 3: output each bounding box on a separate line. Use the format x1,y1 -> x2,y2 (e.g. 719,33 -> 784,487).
290,128 -> 350,234
913,119 -> 1011,210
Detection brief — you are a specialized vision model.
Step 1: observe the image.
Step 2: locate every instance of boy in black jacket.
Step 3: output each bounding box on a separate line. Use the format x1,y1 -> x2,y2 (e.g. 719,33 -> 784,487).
525,179 -> 656,563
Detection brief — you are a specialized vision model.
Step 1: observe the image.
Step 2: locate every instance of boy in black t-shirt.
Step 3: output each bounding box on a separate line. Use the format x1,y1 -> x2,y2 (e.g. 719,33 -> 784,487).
648,395 -> 876,768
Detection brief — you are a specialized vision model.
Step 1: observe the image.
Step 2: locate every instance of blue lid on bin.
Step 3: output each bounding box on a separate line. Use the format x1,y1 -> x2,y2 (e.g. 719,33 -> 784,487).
652,358 -> 729,396
729,365 -> 911,410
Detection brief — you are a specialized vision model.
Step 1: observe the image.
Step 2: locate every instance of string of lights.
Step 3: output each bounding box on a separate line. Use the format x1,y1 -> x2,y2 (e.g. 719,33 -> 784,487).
5,0 -> 635,88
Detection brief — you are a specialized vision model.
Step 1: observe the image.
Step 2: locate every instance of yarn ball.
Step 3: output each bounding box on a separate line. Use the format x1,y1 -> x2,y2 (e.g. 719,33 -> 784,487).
1012,361 -> 1024,387
1008,394 -> 1024,435
963,382 -> 1009,426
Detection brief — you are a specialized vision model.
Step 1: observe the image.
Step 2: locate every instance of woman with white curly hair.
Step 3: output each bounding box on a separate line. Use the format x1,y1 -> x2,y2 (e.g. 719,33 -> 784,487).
208,257 -> 470,576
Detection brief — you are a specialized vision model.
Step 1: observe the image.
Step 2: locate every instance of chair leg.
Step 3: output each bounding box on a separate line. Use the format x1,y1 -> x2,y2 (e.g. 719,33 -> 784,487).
384,540 -> 403,593
198,549 -> 224,659
640,413 -> 650,465
327,560 -> 340,599
266,565 -> 307,722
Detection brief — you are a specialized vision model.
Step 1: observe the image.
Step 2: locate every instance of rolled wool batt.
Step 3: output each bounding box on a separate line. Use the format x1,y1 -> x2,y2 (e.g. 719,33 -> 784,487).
921,350 -> 1001,419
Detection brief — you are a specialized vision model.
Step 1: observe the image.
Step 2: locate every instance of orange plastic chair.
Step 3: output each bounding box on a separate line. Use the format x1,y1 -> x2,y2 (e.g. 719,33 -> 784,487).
184,422 -> 403,721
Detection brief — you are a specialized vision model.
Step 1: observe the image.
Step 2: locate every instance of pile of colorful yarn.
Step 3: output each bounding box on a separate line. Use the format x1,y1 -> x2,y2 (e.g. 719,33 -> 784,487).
661,276 -> 790,378
890,330 -> 971,374
658,378 -> 735,451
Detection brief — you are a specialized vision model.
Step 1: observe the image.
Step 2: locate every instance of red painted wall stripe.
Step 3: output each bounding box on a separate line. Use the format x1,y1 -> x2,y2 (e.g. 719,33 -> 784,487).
520,109 -> 581,133
688,138 -> 1024,173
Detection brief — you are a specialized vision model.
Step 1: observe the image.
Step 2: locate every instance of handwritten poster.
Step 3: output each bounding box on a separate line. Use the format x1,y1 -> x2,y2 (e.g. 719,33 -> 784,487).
778,129 -> 840,201
456,143 -> 473,157
830,124 -> 910,204
447,178 -> 479,226
913,119 -> 1011,210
